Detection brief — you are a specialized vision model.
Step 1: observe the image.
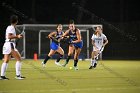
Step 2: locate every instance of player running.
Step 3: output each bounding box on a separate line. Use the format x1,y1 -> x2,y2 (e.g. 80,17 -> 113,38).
0,15 -> 25,80
42,24 -> 64,67
89,26 -> 108,69
62,20 -> 83,70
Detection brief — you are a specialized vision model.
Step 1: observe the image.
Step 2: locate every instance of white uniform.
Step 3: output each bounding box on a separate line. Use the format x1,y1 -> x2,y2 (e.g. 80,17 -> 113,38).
2,25 -> 18,54
91,33 -> 107,51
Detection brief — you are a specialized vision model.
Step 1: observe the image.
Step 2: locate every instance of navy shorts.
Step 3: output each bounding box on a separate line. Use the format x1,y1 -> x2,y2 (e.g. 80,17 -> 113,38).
73,40 -> 83,49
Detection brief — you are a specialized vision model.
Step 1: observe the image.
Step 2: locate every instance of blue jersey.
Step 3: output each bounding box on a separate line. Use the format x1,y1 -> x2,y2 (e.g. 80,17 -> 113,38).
68,28 -> 83,49
52,31 -> 63,44
69,28 -> 78,41
50,31 -> 63,50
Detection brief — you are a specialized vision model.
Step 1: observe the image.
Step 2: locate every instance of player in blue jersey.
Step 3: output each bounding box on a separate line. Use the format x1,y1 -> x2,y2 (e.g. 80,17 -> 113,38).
42,24 -> 64,67
62,20 -> 83,70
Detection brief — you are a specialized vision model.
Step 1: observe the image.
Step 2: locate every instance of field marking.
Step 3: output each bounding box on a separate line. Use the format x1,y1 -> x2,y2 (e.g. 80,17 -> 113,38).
99,62 -> 138,86
72,87 -> 140,91
0,87 -> 140,93
23,60 -> 68,86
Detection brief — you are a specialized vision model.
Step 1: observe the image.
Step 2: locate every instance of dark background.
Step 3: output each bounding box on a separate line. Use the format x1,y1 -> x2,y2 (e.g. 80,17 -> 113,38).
0,0 -> 140,59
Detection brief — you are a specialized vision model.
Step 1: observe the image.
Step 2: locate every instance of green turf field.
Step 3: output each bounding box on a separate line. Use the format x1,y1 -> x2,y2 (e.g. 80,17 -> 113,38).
0,59 -> 140,93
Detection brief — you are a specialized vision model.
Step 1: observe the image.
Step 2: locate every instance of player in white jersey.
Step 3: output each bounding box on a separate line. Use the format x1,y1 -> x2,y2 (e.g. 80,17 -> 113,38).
89,26 -> 108,69
0,15 -> 25,80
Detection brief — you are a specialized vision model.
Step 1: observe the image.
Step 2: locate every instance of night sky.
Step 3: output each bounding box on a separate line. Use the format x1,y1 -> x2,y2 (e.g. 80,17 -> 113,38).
1,0 -> 140,24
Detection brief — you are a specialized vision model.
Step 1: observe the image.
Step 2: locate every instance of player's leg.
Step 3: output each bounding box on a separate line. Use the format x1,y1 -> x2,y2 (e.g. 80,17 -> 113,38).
42,42 -> 57,66
62,45 -> 74,67
55,47 -> 64,66
0,42 -> 11,80
94,50 -> 100,67
89,51 -> 95,69
0,54 -> 10,80
89,46 -> 99,69
89,51 -> 99,69
11,49 -> 25,79
67,45 -> 74,62
43,49 -> 56,65
93,50 -> 100,68
73,47 -> 81,70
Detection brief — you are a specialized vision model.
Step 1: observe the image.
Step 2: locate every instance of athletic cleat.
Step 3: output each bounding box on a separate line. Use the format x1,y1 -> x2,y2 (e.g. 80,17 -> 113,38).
15,75 -> 25,80
74,66 -> 78,70
89,66 -> 93,69
55,61 -> 62,66
42,61 -> 46,67
93,63 -> 97,68
0,76 -> 9,80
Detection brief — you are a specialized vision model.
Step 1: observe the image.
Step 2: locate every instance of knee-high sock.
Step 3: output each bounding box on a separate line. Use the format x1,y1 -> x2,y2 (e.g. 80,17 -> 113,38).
1,62 -> 8,76
74,59 -> 78,67
66,56 -> 71,64
43,55 -> 51,64
91,59 -> 95,66
56,54 -> 63,62
15,61 -> 22,76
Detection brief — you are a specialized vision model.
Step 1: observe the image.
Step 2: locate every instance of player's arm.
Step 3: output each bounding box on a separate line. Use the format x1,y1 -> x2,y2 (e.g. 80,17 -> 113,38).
59,32 -> 70,43
92,40 -> 95,46
62,30 -> 69,38
92,39 -> 98,48
48,31 -> 61,43
103,35 -> 108,47
103,39 -> 108,47
48,31 -> 56,39
8,33 -> 22,39
72,29 -> 81,43
91,34 -> 98,49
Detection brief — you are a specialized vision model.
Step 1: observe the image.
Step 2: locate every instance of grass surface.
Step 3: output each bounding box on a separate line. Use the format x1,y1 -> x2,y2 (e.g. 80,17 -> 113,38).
0,59 -> 140,93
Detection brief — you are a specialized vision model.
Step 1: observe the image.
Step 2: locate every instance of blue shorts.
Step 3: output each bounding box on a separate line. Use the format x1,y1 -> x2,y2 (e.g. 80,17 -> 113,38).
73,41 -> 83,49
50,42 -> 59,50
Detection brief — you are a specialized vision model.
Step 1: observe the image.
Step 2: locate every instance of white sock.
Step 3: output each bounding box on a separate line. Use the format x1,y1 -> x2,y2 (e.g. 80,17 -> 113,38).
1,62 -> 8,76
15,61 -> 22,76
91,59 -> 95,66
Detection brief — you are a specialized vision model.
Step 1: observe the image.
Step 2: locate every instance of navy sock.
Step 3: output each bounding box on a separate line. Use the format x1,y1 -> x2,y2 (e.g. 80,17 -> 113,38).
74,59 -> 78,67
56,54 -> 63,62
66,56 -> 71,64
43,55 -> 50,64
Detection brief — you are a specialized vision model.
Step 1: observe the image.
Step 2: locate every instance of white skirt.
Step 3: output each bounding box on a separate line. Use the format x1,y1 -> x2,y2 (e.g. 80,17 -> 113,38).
2,42 -> 18,54
92,46 -> 102,52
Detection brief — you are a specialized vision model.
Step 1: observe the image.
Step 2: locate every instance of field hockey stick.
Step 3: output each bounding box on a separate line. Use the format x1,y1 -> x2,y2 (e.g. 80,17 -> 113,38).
94,46 -> 104,59
15,27 -> 25,46
48,36 -> 71,44
60,36 -> 72,44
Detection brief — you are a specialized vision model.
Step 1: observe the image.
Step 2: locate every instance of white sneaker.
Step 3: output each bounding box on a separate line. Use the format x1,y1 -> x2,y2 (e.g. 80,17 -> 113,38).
74,66 -> 78,70
0,76 -> 9,80
15,76 -> 25,80
42,61 -> 46,67
55,61 -> 62,66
